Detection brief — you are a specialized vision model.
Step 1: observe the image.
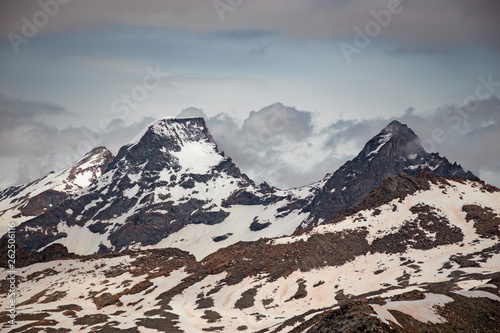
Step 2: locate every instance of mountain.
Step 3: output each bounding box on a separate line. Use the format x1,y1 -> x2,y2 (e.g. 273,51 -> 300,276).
1,118 -> 478,260
0,147 -> 113,235
301,120 -> 478,227
2,174 -> 499,332
8,117 -> 320,257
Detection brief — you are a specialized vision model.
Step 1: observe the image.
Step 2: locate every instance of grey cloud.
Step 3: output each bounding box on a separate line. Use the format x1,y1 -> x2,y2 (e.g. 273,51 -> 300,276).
0,94 -> 66,118
242,103 -> 313,140
0,93 -> 66,156
201,98 -> 500,189
201,103 -> 324,187
211,29 -> 273,40
323,120 -> 374,151
0,93 -> 155,186
2,96 -> 499,190
176,107 -> 206,118
2,0 -> 499,52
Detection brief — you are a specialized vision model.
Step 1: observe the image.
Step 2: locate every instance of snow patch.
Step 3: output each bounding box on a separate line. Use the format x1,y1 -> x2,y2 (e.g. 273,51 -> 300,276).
123,185 -> 140,199
370,304 -> 401,326
367,133 -> 392,157
452,290 -> 500,301
376,293 -> 453,325
172,141 -> 224,174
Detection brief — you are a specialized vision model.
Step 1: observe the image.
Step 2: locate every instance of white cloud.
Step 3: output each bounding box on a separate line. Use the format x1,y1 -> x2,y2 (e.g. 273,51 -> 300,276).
177,98 -> 500,189
0,92 -> 155,185
1,95 -> 499,190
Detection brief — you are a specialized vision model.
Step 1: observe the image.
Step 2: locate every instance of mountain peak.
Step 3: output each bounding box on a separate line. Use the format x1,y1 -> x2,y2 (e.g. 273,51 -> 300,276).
148,117 -> 212,142
126,117 -> 209,146
304,120 -> 477,226
0,146 -> 113,228
380,120 -> 415,137
109,116 -> 222,174
383,119 -> 403,129
360,120 -> 422,159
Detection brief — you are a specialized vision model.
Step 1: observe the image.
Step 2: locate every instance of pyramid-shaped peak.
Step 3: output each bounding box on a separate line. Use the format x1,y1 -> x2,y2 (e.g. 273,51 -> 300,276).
378,120 -> 420,144
69,146 -> 113,171
359,120 -> 423,159
88,146 -> 111,154
381,120 -> 411,134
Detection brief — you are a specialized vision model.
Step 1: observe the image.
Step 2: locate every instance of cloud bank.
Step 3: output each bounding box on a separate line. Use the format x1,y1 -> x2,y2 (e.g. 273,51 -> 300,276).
173,97 -> 500,189
1,92 -> 499,190
0,93 -> 155,185
2,0 -> 500,52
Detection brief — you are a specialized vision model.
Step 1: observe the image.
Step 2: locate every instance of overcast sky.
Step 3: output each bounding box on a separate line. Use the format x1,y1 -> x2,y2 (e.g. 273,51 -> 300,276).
1,0 -> 499,189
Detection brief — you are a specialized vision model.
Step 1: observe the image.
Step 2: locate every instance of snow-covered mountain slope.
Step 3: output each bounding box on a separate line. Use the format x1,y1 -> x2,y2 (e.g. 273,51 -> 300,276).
3,118 -> 480,261
144,176 -> 329,259
0,147 -> 113,235
10,117 -> 321,257
302,120 -> 477,227
2,175 -> 499,332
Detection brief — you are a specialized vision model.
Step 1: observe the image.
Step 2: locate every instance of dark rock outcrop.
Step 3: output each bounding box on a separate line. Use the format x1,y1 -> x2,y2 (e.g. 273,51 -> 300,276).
303,120 -> 477,226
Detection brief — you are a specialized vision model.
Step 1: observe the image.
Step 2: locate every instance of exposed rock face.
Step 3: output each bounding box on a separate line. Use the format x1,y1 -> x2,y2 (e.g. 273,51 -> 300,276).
302,120 -> 477,227
11,118 -> 247,252
0,243 -> 75,268
1,175 -> 498,332
462,204 -> 500,238
295,287 -> 500,333
9,118 -> 320,255
1,119 -> 480,260
0,146 -> 113,231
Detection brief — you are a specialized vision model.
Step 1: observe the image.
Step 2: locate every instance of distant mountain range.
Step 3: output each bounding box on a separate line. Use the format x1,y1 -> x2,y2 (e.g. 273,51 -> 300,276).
1,116 -> 498,333
1,118 -> 477,258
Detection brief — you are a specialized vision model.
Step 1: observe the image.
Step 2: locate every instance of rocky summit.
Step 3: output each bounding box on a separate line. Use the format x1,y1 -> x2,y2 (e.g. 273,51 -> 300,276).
301,120 -> 478,227
1,117 -> 498,332
1,119 -> 477,259
3,117 -> 322,258
0,146 -> 113,235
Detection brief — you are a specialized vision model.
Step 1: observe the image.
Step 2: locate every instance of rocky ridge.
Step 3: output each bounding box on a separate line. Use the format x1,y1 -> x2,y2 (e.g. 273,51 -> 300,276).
0,118 -> 479,261
1,174 -> 499,332
302,120 -> 478,227
0,147 -> 113,235
5,118 -> 321,257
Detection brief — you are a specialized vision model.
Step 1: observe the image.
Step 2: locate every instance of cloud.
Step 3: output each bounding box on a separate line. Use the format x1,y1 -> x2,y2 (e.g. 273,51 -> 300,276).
397,95 -> 500,186
198,103 -> 322,187
242,103 -> 313,140
1,0 -> 499,52
177,98 -> 500,189
176,107 -> 206,118
2,93 -> 499,190
0,93 -> 66,156
248,43 -> 270,57
0,92 -> 155,185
